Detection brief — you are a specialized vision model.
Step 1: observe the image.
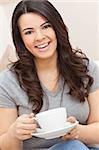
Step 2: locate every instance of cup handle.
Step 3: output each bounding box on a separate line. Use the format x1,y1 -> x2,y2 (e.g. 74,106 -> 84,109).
33,117 -> 44,133
36,128 -> 44,133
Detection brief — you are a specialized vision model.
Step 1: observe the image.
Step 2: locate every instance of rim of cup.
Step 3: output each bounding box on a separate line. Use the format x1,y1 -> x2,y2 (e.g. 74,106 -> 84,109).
36,107 -> 66,117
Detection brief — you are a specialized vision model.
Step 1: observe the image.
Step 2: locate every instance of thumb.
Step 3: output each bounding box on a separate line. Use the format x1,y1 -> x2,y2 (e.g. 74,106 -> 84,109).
67,116 -> 77,123
28,113 -> 35,118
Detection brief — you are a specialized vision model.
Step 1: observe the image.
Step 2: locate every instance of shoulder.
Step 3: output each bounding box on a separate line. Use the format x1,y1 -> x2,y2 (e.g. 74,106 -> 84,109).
87,59 -> 99,93
0,69 -> 18,88
0,69 -> 16,81
87,59 -> 99,75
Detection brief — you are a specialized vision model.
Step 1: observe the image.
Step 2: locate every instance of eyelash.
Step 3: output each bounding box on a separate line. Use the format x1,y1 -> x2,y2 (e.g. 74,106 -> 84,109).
25,31 -> 33,35
24,24 -> 52,35
42,24 -> 52,29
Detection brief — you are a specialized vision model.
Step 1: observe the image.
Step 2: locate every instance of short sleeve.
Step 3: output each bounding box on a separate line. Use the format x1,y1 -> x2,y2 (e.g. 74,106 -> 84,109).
0,85 -> 16,108
0,69 -> 31,116
0,70 -> 16,108
88,60 -> 99,93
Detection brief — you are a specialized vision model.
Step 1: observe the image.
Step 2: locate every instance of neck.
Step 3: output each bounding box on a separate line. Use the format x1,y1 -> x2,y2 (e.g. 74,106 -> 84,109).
35,52 -> 58,73
35,52 -> 59,92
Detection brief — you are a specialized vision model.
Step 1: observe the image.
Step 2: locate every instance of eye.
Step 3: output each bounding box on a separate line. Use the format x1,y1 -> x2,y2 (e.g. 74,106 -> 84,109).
42,23 -> 52,30
24,30 -> 34,35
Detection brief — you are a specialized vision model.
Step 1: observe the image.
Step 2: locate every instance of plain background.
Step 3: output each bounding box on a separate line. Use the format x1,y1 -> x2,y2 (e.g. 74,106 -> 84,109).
0,0 -> 99,61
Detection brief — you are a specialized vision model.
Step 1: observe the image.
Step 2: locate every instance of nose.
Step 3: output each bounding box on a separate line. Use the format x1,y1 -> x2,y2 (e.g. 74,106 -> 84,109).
34,29 -> 45,41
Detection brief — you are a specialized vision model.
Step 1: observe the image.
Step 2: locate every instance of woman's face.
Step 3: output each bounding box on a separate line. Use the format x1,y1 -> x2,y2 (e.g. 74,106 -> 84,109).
18,12 -> 57,60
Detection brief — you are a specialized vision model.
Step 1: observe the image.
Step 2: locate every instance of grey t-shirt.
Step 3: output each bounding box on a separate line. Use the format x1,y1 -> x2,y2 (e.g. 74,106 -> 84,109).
0,60 -> 99,149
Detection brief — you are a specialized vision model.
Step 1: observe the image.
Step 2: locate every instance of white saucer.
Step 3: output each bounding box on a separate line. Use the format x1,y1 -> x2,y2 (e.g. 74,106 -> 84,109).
32,121 -> 78,139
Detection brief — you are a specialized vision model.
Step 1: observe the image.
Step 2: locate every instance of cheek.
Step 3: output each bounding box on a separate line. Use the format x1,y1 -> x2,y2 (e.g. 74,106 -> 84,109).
22,38 -> 36,55
48,28 -> 57,41
52,34 -> 57,47
51,31 -> 57,43
23,38 -> 33,50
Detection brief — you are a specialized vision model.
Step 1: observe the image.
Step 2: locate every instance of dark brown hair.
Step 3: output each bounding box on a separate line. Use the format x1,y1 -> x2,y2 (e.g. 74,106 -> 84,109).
11,0 -> 93,113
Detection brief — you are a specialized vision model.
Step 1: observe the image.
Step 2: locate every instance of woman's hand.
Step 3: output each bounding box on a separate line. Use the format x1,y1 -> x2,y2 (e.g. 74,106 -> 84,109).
62,116 -> 79,140
7,113 -> 37,140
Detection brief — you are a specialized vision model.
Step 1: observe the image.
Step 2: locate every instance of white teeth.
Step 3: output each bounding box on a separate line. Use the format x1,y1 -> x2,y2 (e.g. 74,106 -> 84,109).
36,43 -> 49,49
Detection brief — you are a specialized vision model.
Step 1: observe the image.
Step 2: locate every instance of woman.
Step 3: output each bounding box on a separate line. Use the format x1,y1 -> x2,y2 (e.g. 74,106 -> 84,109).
0,0 -> 99,150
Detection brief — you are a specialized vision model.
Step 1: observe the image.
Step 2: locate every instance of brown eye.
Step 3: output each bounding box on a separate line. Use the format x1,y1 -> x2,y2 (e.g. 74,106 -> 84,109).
25,31 -> 33,35
42,24 -> 52,29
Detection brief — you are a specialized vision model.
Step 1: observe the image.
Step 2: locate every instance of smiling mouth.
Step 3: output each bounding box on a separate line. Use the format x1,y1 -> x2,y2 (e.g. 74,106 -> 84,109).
35,42 -> 50,52
35,42 -> 49,49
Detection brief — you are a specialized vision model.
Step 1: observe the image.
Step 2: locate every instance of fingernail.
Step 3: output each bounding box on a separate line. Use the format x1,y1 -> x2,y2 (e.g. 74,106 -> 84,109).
30,113 -> 34,116
75,135 -> 78,139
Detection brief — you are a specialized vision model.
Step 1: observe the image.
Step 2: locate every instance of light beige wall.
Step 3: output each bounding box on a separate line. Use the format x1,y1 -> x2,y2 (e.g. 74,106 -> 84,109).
0,0 -> 18,3
49,0 -> 99,60
98,1 -> 99,59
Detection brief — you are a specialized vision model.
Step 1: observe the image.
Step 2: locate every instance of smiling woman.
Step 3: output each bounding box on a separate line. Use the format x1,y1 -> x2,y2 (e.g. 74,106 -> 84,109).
0,0 -> 99,150
0,0 -> 98,72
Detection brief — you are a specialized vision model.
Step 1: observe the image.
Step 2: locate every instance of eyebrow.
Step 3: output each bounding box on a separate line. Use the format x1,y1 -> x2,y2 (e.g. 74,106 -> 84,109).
22,21 -> 49,32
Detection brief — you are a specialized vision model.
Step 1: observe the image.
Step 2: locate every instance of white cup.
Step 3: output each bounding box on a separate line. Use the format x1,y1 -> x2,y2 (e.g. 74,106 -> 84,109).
35,107 -> 67,132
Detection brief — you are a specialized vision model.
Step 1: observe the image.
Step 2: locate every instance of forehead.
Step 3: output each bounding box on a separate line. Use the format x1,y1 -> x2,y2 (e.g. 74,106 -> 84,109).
18,12 -> 47,29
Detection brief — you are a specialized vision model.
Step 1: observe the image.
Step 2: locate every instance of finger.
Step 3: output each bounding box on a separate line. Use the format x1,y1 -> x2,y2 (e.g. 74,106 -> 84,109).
69,131 -> 79,139
18,113 -> 34,122
18,134 -> 33,140
66,128 -> 79,139
28,113 -> 35,118
20,117 -> 35,124
20,123 -> 37,130
62,134 -> 71,140
62,132 -> 76,140
16,128 -> 36,136
24,113 -> 35,120
70,129 -> 80,139
68,126 -> 78,134
23,129 -> 37,135
62,127 -> 77,140
67,116 -> 77,123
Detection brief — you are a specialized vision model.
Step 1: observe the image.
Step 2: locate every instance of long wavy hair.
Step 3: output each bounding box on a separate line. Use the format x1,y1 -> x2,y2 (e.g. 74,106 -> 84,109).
11,0 -> 93,114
